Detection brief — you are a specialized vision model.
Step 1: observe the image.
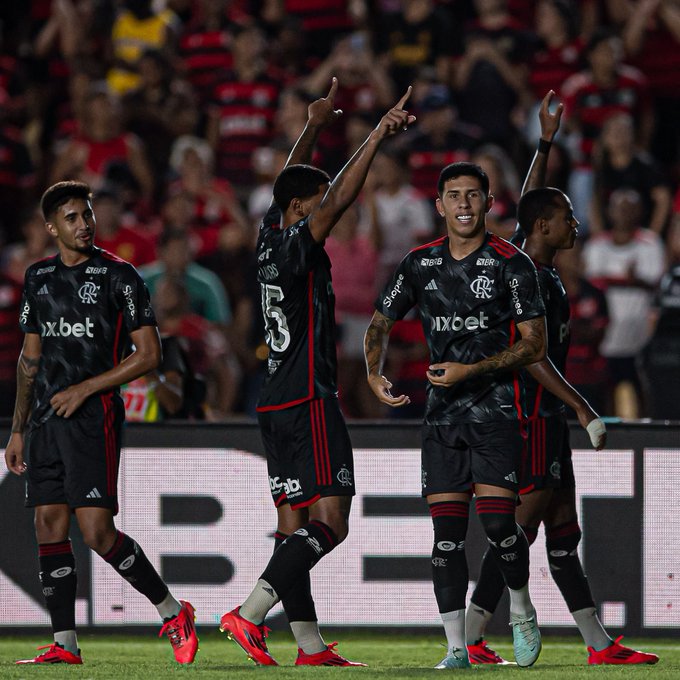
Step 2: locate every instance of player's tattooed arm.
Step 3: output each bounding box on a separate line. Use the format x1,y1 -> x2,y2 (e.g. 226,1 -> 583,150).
283,78 -> 343,170
5,333 -> 41,475
428,316 -> 546,387
364,311 -> 410,407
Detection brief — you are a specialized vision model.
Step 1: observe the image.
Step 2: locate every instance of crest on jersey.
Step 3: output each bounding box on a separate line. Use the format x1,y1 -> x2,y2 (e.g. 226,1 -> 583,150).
78,281 -> 99,304
470,275 -> 494,299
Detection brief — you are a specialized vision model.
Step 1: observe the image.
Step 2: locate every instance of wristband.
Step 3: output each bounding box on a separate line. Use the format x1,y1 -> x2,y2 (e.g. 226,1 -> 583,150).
586,418 -> 606,449
538,138 -> 552,154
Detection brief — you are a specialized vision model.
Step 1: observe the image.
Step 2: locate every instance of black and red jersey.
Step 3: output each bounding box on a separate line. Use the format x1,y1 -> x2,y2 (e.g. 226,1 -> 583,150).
524,261 -> 570,418
256,205 -> 338,412
19,247 -> 156,426
375,233 -> 544,424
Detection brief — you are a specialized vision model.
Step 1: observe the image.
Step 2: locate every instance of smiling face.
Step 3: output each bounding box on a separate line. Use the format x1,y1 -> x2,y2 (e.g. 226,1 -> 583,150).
46,198 -> 96,262
436,175 -> 494,241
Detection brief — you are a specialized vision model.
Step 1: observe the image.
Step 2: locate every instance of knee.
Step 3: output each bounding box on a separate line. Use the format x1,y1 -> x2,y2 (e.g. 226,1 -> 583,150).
309,510 -> 349,544
34,510 -> 69,543
80,527 -> 117,556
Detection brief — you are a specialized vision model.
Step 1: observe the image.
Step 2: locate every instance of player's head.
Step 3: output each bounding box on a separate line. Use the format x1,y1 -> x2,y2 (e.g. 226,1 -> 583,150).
436,162 -> 493,239
518,187 -> 578,249
437,162 -> 489,198
41,181 -> 96,256
273,164 -> 331,217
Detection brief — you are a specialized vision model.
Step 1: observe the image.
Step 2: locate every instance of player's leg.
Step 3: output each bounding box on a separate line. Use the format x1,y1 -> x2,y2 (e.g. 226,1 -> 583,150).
466,488 -> 550,663
470,421 -> 540,667
543,486 -> 658,664
421,425 -> 472,669
16,424 -> 83,665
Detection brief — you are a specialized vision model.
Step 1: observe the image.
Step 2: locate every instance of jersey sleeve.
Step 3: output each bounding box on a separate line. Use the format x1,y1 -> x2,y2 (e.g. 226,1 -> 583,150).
504,252 -> 545,322
374,255 -> 418,321
18,270 -> 39,334
277,217 -> 322,277
114,264 -> 157,332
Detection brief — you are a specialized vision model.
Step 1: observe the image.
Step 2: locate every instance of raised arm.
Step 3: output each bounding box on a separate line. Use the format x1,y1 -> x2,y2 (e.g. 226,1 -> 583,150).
284,78 -> 343,170
5,333 -> 42,474
364,310 -> 410,407
308,88 -> 416,243
427,316 -> 546,387
521,90 -> 564,196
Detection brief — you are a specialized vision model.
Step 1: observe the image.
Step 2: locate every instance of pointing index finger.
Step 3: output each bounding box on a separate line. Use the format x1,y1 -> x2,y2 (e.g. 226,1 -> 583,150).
326,77 -> 338,101
396,85 -> 413,110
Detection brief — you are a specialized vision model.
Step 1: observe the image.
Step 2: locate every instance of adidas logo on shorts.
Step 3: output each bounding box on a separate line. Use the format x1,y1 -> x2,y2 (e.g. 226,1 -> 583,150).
85,487 -> 102,499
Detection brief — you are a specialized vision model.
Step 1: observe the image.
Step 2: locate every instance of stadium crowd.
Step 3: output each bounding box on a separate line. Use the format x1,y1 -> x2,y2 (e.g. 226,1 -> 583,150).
0,0 -> 679,421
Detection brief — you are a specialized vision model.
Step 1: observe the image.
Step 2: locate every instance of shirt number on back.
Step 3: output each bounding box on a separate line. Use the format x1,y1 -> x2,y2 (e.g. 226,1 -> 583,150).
261,284 -> 291,352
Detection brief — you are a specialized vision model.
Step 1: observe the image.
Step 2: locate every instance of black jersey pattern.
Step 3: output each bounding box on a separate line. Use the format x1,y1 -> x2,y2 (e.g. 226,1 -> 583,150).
256,204 -> 338,411
376,233 -> 545,424
19,248 -> 156,426
525,261 -> 570,417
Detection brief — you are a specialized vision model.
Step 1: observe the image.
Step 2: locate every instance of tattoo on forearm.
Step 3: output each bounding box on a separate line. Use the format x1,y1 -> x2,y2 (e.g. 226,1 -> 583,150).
469,318 -> 544,377
364,313 -> 394,375
12,354 -> 39,432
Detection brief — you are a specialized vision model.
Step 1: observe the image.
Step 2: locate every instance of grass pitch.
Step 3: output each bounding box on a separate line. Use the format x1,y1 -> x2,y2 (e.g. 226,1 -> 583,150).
1,631 -> 677,679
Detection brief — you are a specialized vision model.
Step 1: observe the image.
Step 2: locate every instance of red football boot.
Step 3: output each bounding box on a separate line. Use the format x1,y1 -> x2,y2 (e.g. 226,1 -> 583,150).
219,606 -> 278,666
159,600 -> 199,664
588,636 -> 659,665
467,638 -> 510,664
16,643 -> 83,665
296,642 -> 367,666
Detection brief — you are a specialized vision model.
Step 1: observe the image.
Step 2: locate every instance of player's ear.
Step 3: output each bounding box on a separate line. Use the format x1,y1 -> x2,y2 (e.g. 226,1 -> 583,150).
45,221 -> 58,237
485,193 -> 494,213
290,197 -> 305,218
435,197 -> 445,217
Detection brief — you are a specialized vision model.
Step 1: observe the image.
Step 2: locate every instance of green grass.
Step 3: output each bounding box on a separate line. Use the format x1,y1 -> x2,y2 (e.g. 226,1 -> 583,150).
1,632 -> 677,679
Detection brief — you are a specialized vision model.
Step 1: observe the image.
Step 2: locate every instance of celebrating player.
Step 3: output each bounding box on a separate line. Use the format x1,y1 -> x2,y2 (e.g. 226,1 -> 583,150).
218,80 -> 415,666
5,181 -> 198,665
365,161 -> 546,668
465,91 -> 659,667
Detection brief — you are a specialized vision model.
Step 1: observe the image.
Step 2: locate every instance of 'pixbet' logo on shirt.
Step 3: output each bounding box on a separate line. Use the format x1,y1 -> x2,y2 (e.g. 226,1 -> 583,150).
41,317 -> 94,338
431,312 -> 489,332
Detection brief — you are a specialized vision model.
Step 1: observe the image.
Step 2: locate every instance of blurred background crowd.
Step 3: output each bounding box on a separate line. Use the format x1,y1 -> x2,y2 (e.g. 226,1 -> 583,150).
0,0 -> 679,422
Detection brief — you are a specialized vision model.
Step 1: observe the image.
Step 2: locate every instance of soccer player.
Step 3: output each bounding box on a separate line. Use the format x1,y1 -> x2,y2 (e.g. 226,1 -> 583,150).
465,92 -> 659,666
4,181 -> 198,666
218,80 -> 415,666
365,161 -> 547,669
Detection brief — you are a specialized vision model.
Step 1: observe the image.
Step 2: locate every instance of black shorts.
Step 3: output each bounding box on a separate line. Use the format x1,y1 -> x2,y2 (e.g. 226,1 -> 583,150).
421,421 -> 524,496
25,393 -> 124,514
519,413 -> 575,494
258,397 -> 356,510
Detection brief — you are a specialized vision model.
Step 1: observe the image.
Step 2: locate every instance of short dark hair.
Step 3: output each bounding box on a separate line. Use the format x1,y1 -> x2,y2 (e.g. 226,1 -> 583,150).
437,162 -> 489,197
273,164 -> 330,211
517,187 -> 565,235
40,181 -> 92,221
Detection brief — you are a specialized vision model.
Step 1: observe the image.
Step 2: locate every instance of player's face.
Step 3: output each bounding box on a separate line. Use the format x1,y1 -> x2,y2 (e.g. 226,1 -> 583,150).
436,176 -> 493,240
47,198 -> 96,257
545,194 -> 578,249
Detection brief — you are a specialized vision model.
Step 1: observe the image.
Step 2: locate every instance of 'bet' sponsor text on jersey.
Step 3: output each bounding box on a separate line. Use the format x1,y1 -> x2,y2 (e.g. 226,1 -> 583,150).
41,317 -> 94,338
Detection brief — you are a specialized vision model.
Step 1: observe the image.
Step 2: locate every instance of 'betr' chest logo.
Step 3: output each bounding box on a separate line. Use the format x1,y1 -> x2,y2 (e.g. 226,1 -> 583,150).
78,281 -> 99,304
470,275 -> 494,299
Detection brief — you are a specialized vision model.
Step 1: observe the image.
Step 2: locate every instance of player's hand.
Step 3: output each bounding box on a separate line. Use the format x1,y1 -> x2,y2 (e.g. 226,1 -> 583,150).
538,90 -> 563,142
375,87 -> 416,140
576,407 -> 607,450
367,373 -> 410,408
427,362 -> 470,387
4,433 -> 27,475
50,383 -> 91,418
307,77 -> 343,129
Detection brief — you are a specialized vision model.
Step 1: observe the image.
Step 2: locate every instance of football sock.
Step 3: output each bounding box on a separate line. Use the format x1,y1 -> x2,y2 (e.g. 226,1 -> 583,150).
572,607 -> 612,651
53,631 -> 78,655
102,531 -> 168,605
274,531 -> 324,654
465,604 -> 494,645
468,524 -> 538,639
39,541 -> 77,642
546,521 -> 595,611
429,502 -> 469,614
441,609 -> 466,652
475,497 -> 530,592
260,521 -> 338,604
240,579 -> 280,624
508,584 -> 533,618
155,591 -> 182,621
